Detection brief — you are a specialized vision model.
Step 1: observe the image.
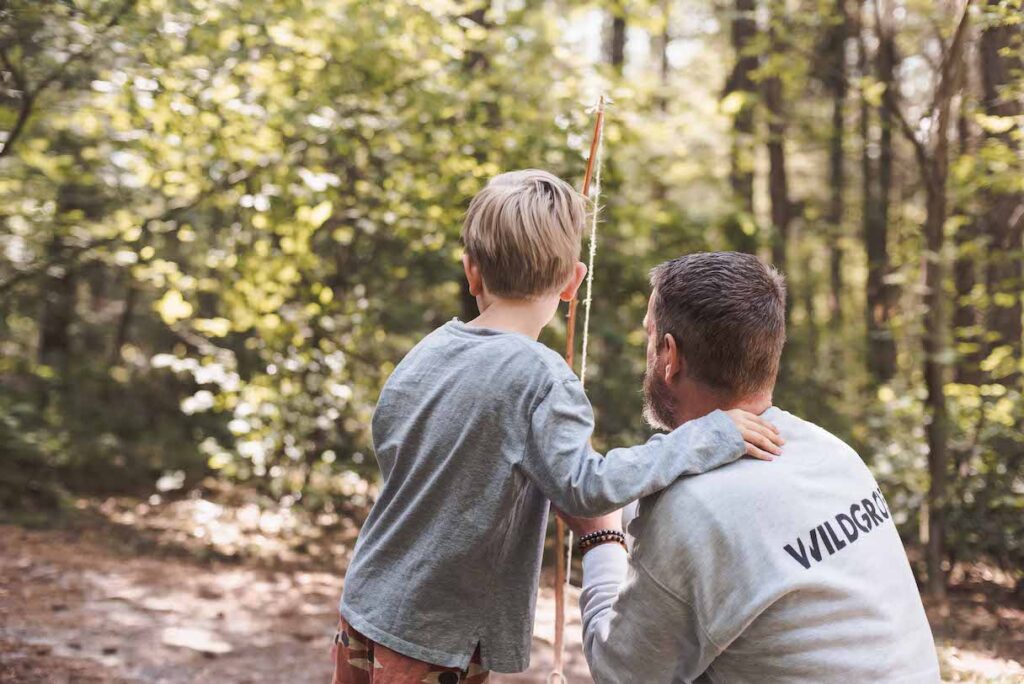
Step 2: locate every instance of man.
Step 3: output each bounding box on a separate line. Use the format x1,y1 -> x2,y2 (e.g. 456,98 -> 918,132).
564,252 -> 939,683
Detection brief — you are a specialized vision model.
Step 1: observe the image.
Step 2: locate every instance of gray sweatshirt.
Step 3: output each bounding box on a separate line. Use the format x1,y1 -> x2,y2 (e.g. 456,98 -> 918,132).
340,320 -> 745,673
580,407 -> 939,683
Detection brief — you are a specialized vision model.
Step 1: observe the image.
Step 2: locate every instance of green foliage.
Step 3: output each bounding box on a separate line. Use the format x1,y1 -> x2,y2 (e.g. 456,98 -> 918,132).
0,0 -> 1022,583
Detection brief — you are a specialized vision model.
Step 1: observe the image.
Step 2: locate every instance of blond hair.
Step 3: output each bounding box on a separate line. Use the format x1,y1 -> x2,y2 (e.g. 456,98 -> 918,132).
461,169 -> 586,298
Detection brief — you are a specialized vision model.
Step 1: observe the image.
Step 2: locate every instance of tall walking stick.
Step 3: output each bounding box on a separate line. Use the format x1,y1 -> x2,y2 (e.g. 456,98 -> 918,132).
550,95 -> 606,684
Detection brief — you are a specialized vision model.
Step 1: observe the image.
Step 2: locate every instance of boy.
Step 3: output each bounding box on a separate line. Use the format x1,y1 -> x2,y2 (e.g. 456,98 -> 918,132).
334,170 -> 782,683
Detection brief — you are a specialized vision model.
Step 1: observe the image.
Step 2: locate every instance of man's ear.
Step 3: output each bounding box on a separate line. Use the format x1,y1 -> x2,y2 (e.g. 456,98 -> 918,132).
558,262 -> 588,302
662,333 -> 683,383
462,253 -> 484,297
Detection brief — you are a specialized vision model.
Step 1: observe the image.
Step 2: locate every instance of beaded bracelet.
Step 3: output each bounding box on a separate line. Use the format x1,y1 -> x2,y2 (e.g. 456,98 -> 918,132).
578,529 -> 627,554
577,528 -> 622,544
579,537 -> 627,555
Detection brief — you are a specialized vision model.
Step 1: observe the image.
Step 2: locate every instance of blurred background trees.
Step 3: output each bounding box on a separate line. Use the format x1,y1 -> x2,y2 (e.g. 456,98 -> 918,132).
1,0 -> 1021,598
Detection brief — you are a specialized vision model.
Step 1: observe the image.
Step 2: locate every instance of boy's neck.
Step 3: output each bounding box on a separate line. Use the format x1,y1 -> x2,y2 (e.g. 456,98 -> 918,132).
468,295 -> 560,340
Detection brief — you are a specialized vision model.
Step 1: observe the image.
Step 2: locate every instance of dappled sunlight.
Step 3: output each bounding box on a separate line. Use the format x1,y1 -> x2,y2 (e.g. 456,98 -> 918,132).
83,484 -> 367,570
938,645 -> 1024,683
0,523 -> 342,682
1,512 -> 1020,683
0,0 -> 1021,681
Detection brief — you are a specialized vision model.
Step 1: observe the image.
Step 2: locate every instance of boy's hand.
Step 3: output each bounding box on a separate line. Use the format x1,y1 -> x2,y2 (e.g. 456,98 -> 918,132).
725,409 -> 784,461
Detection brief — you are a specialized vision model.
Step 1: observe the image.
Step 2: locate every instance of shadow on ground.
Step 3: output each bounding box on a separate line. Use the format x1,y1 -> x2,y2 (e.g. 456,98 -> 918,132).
0,493 -> 1020,683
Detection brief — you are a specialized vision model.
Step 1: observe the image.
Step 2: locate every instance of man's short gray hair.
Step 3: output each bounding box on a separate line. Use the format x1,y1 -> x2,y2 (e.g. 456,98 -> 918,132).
650,252 -> 787,398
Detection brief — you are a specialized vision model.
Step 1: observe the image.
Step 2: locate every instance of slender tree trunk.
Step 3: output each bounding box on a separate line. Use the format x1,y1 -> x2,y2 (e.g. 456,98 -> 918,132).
826,0 -> 849,329
725,0 -> 759,253
657,0 -> 670,114
460,281 -> 478,321
37,237 -> 75,376
922,176 -> 952,600
858,0 -> 878,362
764,5 -> 791,277
459,1 -> 495,322
653,1 -> 670,203
980,3 -> 1023,383
905,3 -> 971,601
39,181 -> 90,386
112,278 -> 138,365
863,0 -> 897,382
953,112 -> 984,385
608,13 -> 626,72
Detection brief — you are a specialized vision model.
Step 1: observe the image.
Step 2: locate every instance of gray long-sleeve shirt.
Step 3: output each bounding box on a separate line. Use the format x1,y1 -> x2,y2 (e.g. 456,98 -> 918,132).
580,407 -> 939,683
340,320 -> 745,673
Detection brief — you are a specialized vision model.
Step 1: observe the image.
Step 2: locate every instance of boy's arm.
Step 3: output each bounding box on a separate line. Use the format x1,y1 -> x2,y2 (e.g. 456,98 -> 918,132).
519,378 -> 745,517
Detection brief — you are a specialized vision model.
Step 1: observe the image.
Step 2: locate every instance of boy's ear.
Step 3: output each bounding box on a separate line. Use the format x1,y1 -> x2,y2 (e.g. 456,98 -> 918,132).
462,253 -> 484,297
558,262 -> 588,303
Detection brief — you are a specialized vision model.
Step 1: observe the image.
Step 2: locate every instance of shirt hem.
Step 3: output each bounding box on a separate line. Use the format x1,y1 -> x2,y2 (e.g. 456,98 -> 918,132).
339,603 -> 528,674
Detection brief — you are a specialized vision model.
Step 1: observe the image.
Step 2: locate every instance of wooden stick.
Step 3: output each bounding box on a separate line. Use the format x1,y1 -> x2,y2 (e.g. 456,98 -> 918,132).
551,95 -> 606,684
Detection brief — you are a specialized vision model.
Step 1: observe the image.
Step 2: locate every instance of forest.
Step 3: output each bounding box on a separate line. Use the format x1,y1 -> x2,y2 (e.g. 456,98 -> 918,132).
0,0 -> 1022,681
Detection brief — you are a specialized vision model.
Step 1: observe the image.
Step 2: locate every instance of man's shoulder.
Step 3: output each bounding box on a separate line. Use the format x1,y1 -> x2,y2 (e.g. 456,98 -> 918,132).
634,409 -> 873,540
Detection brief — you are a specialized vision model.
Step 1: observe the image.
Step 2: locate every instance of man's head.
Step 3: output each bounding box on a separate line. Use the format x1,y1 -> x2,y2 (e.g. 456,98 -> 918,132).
643,252 -> 787,431
461,170 -> 587,302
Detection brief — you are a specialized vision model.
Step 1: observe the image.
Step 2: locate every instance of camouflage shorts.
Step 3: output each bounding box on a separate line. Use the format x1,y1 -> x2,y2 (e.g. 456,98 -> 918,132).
331,618 -> 490,684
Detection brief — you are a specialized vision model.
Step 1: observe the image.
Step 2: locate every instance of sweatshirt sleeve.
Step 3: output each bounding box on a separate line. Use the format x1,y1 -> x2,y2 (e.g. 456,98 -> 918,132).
580,544 -> 721,683
518,377 -> 745,516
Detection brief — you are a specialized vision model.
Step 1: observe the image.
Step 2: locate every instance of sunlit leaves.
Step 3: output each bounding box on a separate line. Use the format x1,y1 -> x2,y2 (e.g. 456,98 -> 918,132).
2,0 -> 1021,576
156,289 -> 193,324
194,317 -> 232,337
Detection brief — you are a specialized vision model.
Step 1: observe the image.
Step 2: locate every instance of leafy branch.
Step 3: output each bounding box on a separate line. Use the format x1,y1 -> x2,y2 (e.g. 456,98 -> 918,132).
0,0 -> 137,159
0,168 -> 255,297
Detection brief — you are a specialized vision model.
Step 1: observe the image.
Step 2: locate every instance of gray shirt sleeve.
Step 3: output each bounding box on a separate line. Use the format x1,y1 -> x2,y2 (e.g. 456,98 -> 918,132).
580,544 -> 720,684
518,377 -> 744,516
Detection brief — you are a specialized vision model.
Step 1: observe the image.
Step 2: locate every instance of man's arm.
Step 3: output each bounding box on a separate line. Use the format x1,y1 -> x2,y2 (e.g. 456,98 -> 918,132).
517,378 -> 778,517
580,543 -> 721,683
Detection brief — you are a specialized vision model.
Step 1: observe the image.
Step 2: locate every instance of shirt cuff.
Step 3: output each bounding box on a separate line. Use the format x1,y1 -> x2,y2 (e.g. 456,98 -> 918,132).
707,408 -> 746,456
582,542 -> 629,588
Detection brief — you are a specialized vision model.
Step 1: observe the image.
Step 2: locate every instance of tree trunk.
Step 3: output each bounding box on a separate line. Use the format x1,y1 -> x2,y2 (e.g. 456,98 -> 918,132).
38,181 -> 92,384
953,112 -> 984,385
826,0 -> 849,329
863,0 -> 897,382
656,0 -> 670,114
37,236 -> 75,377
922,177 -> 952,601
460,1 -> 494,322
764,3 -> 791,277
112,278 -> 138,365
653,0 -> 671,203
725,0 -> 759,253
980,3 -> 1023,383
608,13 -> 626,73
893,1 -> 971,600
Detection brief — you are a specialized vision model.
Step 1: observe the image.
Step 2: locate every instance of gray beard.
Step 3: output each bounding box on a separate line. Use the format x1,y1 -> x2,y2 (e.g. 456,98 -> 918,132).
642,360 -> 679,432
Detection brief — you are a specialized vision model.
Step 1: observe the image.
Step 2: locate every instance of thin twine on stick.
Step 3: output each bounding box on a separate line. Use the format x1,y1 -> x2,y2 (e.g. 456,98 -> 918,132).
578,123 -> 604,390
567,97 -> 605,582
552,96 -> 606,684
562,99 -> 604,623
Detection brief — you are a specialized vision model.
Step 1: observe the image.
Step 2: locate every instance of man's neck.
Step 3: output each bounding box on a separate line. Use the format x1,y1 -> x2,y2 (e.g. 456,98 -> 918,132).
468,295 -> 559,340
675,388 -> 774,424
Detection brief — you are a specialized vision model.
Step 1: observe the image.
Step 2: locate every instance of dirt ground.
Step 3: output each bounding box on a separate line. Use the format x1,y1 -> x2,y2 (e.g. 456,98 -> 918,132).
0,496 -> 1021,683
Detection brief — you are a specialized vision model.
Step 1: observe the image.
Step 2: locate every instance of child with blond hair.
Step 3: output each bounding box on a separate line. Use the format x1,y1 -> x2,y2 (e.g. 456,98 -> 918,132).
333,170 -> 782,683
